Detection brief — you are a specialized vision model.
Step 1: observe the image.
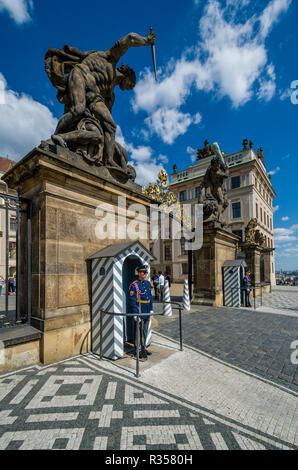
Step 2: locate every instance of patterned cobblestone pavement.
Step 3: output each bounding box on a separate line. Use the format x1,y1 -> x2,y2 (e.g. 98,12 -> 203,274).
1,297 -> 298,451
260,286 -> 298,314
155,305 -> 298,392
0,353 -> 296,450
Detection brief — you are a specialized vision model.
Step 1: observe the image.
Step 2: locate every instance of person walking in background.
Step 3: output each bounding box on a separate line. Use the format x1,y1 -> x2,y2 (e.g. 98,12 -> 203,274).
153,273 -> 159,300
0,277 -> 4,296
243,270 -> 252,307
8,276 -> 14,295
13,276 -> 16,294
164,272 -> 171,289
158,271 -> 165,301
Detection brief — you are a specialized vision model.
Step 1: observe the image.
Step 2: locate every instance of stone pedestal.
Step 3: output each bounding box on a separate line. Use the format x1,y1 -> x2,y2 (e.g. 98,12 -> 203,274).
244,245 -> 262,297
263,248 -> 274,294
245,246 -> 273,296
3,146 -> 151,364
193,223 -> 238,306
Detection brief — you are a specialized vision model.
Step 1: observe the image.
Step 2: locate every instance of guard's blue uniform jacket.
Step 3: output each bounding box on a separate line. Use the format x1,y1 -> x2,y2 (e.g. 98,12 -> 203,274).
129,279 -> 153,320
243,275 -> 252,291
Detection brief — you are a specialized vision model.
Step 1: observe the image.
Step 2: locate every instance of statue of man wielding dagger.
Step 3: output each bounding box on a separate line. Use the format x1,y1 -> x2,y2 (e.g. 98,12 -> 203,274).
44,30 -> 156,177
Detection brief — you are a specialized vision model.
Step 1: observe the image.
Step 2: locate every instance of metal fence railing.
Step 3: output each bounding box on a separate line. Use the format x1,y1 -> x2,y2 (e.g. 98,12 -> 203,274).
0,192 -> 31,330
225,283 -> 271,309
99,302 -> 183,378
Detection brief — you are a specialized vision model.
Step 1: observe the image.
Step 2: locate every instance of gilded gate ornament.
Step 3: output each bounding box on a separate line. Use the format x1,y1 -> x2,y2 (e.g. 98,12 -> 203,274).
142,169 -> 192,230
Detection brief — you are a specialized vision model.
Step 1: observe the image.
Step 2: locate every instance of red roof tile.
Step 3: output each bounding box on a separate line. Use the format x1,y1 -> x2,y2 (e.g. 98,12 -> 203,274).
0,157 -> 16,173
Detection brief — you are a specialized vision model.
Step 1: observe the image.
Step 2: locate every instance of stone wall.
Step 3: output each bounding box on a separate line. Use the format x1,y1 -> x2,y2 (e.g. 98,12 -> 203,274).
3,148 -> 151,365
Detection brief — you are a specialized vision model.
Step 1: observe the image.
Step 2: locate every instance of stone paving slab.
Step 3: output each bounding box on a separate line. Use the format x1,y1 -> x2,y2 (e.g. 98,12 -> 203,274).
260,286 -> 298,314
91,333 -> 298,449
0,347 -> 296,451
155,306 -> 298,392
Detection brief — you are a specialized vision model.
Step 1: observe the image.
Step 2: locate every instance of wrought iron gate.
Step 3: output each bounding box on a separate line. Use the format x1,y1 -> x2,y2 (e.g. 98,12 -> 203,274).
260,254 -> 265,284
0,192 -> 31,329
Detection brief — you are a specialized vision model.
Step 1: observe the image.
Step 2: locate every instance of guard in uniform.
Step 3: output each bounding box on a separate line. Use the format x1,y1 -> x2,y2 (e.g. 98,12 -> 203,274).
129,264 -> 153,359
243,270 -> 252,307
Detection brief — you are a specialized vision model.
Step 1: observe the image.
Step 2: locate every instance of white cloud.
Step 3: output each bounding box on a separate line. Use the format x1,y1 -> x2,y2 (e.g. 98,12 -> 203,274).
275,235 -> 297,242
273,205 -> 279,213
268,166 -> 280,176
258,0 -> 292,38
132,0 -> 291,144
257,64 -> 276,102
284,247 -> 298,253
187,146 -> 197,163
274,226 -> 298,242
115,126 -> 165,186
131,160 -> 164,187
145,108 -> 200,145
281,216 -> 289,221
158,154 -> 169,164
275,228 -> 293,236
0,73 -> 57,159
130,146 -> 152,162
279,88 -> 292,101
0,0 -> 33,24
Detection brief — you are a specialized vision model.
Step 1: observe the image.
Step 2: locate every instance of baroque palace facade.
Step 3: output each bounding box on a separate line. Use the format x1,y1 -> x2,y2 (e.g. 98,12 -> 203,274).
155,139 -> 276,286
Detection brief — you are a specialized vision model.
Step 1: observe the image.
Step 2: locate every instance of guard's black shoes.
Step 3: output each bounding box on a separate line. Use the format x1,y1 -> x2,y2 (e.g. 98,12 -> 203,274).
145,349 -> 152,356
140,348 -> 148,360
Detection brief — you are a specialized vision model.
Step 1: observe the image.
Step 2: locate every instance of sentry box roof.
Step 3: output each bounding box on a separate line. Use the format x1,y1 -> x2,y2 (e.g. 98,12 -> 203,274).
223,260 -> 247,268
86,241 -> 155,261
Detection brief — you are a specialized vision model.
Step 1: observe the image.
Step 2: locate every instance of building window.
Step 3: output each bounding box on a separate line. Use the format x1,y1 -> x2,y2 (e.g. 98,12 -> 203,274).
180,237 -> 186,255
9,242 -> 16,259
179,191 -> 187,202
165,266 -> 172,277
233,230 -> 243,241
232,202 -> 241,219
267,214 -> 269,227
270,218 -> 272,230
195,187 -> 200,199
231,176 -> 241,189
182,263 -> 188,275
260,208 -> 263,223
10,218 -> 17,232
256,203 -> 259,219
164,245 -> 172,261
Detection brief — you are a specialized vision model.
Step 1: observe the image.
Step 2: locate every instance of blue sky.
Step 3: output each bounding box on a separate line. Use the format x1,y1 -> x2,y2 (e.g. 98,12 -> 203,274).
0,0 -> 297,269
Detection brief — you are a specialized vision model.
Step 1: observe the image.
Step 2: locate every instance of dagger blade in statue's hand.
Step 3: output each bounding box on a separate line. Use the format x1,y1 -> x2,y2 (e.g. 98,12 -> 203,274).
149,26 -> 157,82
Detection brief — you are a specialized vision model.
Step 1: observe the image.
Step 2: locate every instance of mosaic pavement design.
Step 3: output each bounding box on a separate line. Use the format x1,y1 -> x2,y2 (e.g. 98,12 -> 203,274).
261,287 -> 298,313
0,354 -> 296,450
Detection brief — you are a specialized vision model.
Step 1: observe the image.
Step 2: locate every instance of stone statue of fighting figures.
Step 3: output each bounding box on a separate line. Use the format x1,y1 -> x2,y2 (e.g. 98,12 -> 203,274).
198,144 -> 229,226
43,31 -> 155,180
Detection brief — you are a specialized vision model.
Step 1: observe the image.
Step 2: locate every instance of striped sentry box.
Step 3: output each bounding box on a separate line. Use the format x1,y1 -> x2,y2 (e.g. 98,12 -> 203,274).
88,241 -> 154,359
223,267 -> 241,307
